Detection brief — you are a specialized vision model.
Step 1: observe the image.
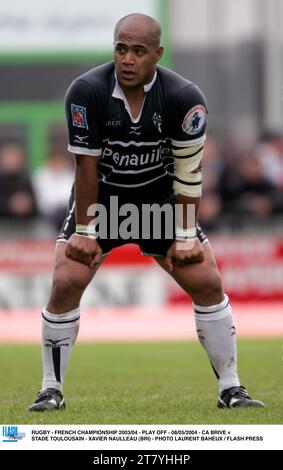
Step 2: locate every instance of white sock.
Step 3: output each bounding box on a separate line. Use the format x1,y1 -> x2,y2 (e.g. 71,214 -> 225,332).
194,294 -> 240,394
41,307 -> 80,392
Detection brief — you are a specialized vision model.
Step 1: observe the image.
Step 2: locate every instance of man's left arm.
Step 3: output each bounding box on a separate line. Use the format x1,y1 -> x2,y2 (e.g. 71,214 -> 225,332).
165,84 -> 207,271
165,162 -> 204,272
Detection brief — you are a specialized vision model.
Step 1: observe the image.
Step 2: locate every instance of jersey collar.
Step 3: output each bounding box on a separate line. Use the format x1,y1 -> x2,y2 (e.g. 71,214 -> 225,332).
112,71 -> 157,99
112,71 -> 157,123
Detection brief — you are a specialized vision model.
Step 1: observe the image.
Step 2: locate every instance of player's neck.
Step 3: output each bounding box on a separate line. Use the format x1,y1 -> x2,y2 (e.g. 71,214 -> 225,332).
121,85 -> 145,102
118,69 -> 156,103
120,86 -> 145,120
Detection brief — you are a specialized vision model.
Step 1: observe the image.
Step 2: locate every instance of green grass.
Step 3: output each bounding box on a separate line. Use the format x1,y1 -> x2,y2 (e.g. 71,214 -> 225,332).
0,339 -> 282,424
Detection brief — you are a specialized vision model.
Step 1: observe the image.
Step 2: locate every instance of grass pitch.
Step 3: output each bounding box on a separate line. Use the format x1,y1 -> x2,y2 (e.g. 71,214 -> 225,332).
0,338 -> 282,424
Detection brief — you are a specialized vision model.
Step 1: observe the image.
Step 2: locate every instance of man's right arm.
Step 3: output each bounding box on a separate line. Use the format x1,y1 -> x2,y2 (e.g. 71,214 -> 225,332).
64,77 -> 104,268
65,155 -> 102,268
75,154 -> 100,226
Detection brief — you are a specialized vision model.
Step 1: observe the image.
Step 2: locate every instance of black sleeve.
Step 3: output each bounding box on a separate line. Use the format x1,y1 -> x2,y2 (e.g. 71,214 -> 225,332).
170,84 -> 208,147
65,78 -> 102,156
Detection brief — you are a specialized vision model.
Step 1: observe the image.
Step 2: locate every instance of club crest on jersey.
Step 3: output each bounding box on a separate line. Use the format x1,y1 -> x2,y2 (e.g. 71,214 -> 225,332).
71,104 -> 88,129
152,112 -> 162,133
182,105 -> 206,135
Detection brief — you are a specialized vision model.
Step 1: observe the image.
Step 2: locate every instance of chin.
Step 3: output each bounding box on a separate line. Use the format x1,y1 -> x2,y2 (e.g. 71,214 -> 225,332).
119,79 -> 140,89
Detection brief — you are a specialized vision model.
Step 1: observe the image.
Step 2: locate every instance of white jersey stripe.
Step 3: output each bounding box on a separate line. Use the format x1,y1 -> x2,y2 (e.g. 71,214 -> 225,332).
102,139 -> 168,147
63,200 -> 75,231
68,145 -> 102,156
99,161 -> 164,174
100,173 -> 167,188
171,135 -> 206,148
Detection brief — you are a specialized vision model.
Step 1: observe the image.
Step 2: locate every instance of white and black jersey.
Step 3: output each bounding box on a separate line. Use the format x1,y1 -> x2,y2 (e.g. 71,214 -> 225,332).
65,61 -> 207,201
59,62 -> 209,254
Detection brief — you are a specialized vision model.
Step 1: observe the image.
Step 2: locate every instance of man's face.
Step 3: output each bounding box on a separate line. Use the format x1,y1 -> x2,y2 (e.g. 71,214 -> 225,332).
114,30 -> 163,90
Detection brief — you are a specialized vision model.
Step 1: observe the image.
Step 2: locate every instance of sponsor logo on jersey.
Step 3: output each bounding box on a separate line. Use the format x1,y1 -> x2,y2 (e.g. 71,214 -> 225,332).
71,104 -> 88,129
152,112 -> 163,133
182,105 -> 206,135
101,146 -> 162,167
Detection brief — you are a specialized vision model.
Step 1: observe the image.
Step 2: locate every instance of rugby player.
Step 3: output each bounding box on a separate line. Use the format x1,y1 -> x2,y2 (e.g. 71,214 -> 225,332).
28,13 -> 264,411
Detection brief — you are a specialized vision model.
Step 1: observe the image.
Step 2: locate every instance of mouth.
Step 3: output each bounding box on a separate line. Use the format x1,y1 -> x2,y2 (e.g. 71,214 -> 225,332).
121,70 -> 136,80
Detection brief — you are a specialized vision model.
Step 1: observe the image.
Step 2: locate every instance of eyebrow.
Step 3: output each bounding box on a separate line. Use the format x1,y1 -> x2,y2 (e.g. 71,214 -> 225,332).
115,42 -> 148,49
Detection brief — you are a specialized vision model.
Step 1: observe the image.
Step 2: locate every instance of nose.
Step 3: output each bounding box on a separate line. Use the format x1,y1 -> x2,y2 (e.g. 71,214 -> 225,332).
122,50 -> 134,65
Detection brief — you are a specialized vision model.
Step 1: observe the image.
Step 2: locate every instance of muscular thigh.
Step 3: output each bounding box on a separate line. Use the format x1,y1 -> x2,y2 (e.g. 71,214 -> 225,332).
154,242 -> 223,304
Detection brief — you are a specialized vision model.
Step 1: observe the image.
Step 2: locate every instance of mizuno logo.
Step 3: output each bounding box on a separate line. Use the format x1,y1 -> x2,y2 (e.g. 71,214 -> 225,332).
74,135 -> 88,142
129,126 -> 141,135
45,337 -> 70,348
73,135 -> 89,145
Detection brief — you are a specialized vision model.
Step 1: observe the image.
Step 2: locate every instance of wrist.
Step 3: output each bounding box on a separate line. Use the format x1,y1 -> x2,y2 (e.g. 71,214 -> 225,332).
175,226 -> 197,242
75,224 -> 97,240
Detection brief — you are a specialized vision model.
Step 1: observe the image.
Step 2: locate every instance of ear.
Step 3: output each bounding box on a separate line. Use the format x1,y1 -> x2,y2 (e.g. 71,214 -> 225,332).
155,46 -> 164,63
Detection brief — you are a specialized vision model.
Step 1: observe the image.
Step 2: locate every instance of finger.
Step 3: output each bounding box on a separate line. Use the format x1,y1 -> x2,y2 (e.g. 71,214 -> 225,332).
176,259 -> 186,267
164,254 -> 174,272
82,254 -> 92,266
66,249 -> 78,262
185,253 -> 203,264
69,250 -> 85,265
90,252 -> 102,268
77,256 -> 90,266
65,245 -> 71,257
193,251 -> 204,263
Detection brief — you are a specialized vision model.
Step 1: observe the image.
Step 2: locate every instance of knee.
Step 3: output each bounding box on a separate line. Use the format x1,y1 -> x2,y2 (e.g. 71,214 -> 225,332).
51,271 -> 86,300
191,269 -> 224,306
206,270 -> 223,296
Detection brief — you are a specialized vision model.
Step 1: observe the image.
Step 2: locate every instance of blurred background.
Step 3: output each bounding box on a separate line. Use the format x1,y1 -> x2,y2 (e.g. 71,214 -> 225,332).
0,0 -> 282,341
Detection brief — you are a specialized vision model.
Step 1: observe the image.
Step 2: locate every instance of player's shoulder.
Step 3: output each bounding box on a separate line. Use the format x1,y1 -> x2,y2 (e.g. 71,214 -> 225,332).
157,65 -> 207,105
66,61 -> 115,98
157,65 -> 193,90
77,61 -> 115,89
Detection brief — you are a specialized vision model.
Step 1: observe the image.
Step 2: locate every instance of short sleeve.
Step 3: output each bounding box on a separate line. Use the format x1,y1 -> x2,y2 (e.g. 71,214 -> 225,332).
65,78 -> 102,156
170,84 -> 208,148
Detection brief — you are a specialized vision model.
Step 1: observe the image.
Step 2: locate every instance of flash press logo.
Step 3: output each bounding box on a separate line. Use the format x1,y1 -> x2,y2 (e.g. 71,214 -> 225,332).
2,426 -> 26,442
